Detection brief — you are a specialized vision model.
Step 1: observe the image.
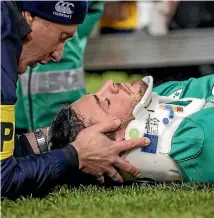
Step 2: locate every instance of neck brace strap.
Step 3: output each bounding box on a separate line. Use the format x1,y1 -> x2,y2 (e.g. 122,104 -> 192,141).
122,76 -> 206,182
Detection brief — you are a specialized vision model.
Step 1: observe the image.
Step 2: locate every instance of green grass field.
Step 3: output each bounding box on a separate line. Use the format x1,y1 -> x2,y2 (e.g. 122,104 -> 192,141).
2,73 -> 214,218
2,184 -> 214,218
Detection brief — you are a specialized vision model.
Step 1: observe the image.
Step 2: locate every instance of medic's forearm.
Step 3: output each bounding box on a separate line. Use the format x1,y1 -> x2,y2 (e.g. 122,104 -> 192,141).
14,128 -> 50,157
1,145 -> 79,200
24,128 -> 49,155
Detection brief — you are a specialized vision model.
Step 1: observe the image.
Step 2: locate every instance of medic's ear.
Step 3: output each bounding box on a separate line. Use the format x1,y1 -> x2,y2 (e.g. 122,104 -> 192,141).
22,34 -> 32,45
22,11 -> 34,27
21,11 -> 33,44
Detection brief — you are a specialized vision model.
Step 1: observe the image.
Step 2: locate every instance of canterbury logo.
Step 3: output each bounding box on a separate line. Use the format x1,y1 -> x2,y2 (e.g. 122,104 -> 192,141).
53,1 -> 74,19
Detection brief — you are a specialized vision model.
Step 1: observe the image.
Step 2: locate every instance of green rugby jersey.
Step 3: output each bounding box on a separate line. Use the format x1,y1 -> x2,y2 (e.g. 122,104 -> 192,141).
154,75 -> 214,183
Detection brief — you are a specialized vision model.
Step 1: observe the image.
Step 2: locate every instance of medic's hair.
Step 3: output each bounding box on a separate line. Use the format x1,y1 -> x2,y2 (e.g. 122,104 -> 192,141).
49,105 -> 86,150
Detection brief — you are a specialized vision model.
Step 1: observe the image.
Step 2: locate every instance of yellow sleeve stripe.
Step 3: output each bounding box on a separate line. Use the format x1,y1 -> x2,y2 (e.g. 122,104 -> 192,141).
0,105 -> 15,160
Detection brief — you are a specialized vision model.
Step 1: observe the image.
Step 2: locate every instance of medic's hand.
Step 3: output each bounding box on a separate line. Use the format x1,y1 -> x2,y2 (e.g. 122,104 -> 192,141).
72,119 -> 150,184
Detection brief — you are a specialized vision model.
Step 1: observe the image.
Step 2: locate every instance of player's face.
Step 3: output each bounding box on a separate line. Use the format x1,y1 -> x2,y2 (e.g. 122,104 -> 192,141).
71,80 -> 148,140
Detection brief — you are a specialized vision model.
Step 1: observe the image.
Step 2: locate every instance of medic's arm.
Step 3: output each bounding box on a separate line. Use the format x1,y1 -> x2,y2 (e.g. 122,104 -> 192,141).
1,3 -> 79,200
1,39 -> 79,199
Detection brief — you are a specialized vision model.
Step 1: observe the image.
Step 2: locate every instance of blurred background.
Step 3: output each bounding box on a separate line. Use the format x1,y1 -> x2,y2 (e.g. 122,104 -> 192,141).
16,0 -> 214,132
85,0 -> 214,92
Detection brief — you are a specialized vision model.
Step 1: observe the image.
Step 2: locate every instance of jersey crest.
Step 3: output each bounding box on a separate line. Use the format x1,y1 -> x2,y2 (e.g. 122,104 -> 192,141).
169,89 -> 183,99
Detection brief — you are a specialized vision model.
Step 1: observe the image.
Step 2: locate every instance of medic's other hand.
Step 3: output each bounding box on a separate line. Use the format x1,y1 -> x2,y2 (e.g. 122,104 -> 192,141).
72,119 -> 151,184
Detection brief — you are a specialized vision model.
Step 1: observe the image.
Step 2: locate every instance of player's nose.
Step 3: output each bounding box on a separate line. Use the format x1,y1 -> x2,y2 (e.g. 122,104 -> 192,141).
96,80 -> 119,96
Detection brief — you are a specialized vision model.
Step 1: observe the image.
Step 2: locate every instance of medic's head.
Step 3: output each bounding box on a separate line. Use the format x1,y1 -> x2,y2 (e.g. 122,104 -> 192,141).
18,1 -> 88,73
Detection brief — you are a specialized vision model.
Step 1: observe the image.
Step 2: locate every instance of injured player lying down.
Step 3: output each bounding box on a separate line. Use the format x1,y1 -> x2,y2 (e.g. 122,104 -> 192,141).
49,76 -> 214,184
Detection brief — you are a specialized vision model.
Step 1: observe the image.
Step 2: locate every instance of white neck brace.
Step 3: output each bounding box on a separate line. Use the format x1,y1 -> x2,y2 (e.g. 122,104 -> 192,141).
123,76 -> 206,182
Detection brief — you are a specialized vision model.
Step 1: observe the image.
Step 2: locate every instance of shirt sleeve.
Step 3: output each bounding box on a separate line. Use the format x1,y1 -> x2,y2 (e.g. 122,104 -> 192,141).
1,149 -> 76,199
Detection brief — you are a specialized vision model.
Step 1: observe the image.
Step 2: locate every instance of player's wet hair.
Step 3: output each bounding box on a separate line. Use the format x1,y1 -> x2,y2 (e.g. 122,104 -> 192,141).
49,105 -> 85,150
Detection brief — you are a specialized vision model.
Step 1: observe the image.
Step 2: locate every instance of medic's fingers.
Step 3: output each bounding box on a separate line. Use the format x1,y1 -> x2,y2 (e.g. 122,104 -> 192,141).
115,137 -> 151,153
90,119 -> 121,134
94,172 -> 105,184
96,175 -> 105,184
96,176 -> 105,184
106,168 -> 123,183
114,158 -> 140,178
